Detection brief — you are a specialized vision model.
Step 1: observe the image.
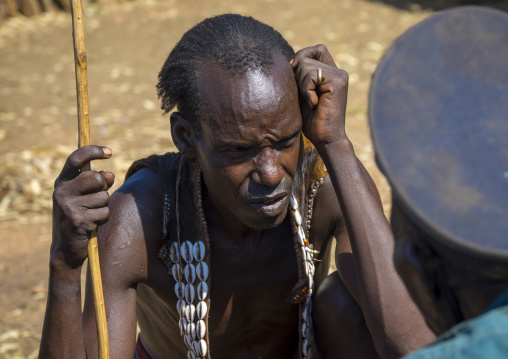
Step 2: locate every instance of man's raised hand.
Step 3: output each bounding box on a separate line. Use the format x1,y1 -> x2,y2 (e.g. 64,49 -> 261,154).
51,145 -> 114,269
291,44 -> 349,148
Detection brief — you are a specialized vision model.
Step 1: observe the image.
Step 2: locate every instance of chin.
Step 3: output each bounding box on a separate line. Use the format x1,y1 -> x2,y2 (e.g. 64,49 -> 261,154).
243,210 -> 288,230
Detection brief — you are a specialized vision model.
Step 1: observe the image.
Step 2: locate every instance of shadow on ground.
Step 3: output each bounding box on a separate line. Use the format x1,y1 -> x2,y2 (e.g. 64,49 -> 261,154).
366,0 -> 508,11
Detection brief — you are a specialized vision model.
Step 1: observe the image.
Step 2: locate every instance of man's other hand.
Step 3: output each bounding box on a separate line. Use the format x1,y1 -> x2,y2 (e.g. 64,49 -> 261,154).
291,44 -> 349,147
51,145 -> 114,269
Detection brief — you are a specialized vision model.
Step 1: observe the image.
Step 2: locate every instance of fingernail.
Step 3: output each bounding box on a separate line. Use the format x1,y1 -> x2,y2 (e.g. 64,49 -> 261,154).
290,58 -> 294,66
102,147 -> 112,156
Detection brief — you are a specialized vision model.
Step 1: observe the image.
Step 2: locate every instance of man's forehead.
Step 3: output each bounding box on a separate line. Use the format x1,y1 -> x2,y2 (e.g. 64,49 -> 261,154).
196,53 -> 294,102
195,54 -> 298,125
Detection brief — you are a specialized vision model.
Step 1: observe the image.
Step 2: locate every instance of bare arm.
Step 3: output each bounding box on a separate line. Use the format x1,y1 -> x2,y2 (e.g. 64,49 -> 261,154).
39,146 -> 160,358
82,169 -> 161,358
40,146 -> 113,359
292,45 -> 435,358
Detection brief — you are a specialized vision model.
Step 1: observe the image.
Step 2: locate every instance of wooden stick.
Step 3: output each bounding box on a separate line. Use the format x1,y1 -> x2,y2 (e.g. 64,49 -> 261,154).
70,1 -> 110,358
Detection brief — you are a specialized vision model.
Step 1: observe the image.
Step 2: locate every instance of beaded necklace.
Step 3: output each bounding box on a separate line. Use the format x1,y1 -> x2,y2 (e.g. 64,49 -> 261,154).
159,159 -> 325,359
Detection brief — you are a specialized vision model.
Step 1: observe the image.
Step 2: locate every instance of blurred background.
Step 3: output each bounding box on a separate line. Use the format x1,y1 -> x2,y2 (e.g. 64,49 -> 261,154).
0,0 -> 507,357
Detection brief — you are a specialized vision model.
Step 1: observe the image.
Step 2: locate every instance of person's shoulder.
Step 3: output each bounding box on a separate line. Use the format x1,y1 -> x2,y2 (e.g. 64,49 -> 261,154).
109,166 -> 164,221
311,175 -> 343,230
97,167 -> 165,284
403,307 -> 508,359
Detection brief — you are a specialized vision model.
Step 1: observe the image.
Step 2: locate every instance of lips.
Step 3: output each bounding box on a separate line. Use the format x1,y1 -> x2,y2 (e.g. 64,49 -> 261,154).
247,193 -> 288,216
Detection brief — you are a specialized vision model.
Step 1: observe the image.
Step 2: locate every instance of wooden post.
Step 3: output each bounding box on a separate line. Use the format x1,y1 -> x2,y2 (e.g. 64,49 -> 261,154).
20,0 -> 41,17
70,0 -> 110,358
4,0 -> 19,17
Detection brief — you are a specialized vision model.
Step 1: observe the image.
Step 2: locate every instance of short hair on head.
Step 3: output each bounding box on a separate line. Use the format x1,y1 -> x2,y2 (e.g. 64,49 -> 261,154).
156,14 -> 295,136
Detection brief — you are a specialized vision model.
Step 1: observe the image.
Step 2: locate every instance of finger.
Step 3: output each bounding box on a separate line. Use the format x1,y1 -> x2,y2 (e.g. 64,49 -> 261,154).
299,72 -> 320,108
70,170 -> 110,195
80,191 -> 110,210
291,44 -> 336,69
294,59 -> 333,107
58,145 -> 112,181
81,207 -> 111,232
99,171 -> 115,190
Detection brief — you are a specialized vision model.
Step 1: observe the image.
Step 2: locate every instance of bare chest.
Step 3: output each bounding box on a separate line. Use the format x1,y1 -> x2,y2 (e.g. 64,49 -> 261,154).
139,219 -> 318,358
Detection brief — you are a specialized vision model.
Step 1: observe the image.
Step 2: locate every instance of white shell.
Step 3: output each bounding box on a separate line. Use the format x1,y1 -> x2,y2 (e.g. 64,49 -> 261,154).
290,195 -> 298,210
197,300 -> 208,320
175,282 -> 185,299
181,241 -> 194,263
302,322 -> 308,338
302,306 -> 308,322
196,319 -> 206,339
297,231 -> 305,246
306,261 -> 315,276
187,322 -> 196,339
308,276 -> 314,290
172,263 -> 182,282
299,227 -> 306,243
170,242 -> 180,263
294,210 -> 303,226
302,339 -> 309,355
197,281 -> 209,301
198,339 -> 207,357
179,316 -> 188,333
185,283 -> 196,304
193,241 -> 206,262
196,261 -> 209,281
184,334 -> 192,349
187,351 -> 196,359
177,298 -> 186,315
185,264 -> 196,284
301,247 -> 308,262
185,304 -> 196,322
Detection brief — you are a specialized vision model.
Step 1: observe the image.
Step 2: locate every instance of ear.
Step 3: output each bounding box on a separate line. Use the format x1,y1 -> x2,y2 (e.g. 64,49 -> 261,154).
170,112 -> 197,159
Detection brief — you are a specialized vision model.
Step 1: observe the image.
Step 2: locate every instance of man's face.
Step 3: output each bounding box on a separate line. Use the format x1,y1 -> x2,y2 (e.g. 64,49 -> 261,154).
193,53 -> 302,230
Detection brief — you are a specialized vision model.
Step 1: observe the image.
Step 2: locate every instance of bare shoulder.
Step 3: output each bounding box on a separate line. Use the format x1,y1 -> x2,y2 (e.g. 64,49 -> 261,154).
97,167 -> 164,286
312,175 -> 342,231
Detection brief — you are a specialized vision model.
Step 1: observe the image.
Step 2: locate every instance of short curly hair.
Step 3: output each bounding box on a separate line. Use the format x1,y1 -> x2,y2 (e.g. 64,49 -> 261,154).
156,14 -> 295,136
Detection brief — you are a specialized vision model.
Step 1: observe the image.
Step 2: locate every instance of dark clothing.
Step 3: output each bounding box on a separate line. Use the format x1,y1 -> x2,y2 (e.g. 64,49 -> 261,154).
134,336 -> 152,359
403,289 -> 508,359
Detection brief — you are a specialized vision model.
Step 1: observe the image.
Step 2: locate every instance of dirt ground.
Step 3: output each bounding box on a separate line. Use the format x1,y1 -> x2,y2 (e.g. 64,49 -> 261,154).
0,0 -> 506,357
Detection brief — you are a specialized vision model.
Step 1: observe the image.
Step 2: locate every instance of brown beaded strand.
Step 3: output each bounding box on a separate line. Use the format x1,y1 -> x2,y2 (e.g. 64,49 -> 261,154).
306,177 -> 325,237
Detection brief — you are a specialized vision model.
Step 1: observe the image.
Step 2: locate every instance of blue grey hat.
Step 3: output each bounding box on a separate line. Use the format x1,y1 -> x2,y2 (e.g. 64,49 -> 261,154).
369,6 -> 508,264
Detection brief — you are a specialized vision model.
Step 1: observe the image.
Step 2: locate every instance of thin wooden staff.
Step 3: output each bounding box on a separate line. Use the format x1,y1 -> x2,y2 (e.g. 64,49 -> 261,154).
70,1 -> 110,358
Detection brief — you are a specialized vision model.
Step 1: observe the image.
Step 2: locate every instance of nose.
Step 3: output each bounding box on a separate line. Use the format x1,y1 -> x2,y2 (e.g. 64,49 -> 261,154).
251,147 -> 283,188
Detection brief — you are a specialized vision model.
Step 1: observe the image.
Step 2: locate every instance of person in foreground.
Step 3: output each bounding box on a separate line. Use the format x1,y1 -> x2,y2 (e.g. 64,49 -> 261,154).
39,14 -> 433,359
369,6 -> 508,359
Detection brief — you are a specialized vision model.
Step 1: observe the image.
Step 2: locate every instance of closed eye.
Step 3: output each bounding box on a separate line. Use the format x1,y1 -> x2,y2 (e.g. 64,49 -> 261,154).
277,131 -> 300,150
228,145 -> 250,153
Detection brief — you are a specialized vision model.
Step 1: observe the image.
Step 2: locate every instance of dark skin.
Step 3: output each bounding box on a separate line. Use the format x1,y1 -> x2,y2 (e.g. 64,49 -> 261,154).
390,200 -> 508,336
40,45 -> 434,359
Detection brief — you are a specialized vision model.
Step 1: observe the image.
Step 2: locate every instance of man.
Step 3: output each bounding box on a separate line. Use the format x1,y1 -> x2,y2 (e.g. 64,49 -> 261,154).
369,6 -> 508,358
40,14 -> 433,359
